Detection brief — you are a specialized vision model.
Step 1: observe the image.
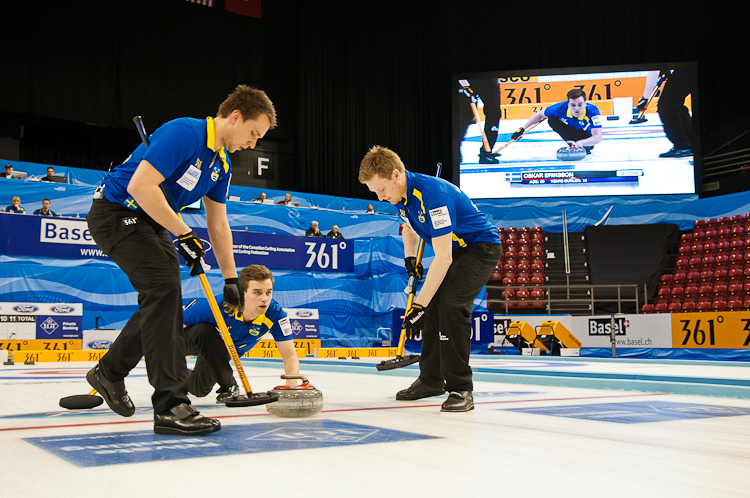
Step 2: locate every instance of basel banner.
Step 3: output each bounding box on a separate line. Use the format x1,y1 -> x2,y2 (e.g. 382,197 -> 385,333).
0,213 -> 353,273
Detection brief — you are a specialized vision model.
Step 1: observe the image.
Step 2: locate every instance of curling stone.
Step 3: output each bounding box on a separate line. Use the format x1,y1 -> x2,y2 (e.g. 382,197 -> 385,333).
556,145 -> 587,161
266,374 -> 323,418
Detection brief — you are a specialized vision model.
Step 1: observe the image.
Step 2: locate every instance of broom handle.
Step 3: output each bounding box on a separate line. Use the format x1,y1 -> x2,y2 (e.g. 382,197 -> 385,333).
197,271 -> 254,395
396,239 -> 426,357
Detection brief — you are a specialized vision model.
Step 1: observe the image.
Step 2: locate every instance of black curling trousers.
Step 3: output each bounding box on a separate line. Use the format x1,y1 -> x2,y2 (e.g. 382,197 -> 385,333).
418,242 -> 502,392
86,198 -> 190,415
548,116 -> 592,144
182,322 -> 236,397
658,69 -> 692,150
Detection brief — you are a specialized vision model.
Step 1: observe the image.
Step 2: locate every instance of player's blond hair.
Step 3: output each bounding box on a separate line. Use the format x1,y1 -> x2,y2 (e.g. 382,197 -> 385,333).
218,85 -> 277,129
239,264 -> 274,291
358,146 -> 405,183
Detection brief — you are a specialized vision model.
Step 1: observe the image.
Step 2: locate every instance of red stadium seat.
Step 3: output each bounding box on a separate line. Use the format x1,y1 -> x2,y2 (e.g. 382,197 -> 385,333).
681,301 -> 696,312
727,299 -> 743,310
697,301 -> 712,312
668,300 -> 682,312
698,283 -> 713,295
673,272 -> 687,283
714,254 -> 729,266
712,284 -> 727,296
642,304 -> 655,313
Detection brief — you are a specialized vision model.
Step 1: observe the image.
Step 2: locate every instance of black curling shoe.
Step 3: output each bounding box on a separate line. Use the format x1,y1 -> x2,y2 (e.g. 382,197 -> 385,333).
441,391 -> 474,412
154,403 -> 221,436
396,378 -> 446,400
86,365 -> 135,417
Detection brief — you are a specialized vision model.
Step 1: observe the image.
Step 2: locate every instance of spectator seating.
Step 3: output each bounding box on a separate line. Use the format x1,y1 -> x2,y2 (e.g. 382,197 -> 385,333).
491,226 -> 546,310
643,215 -> 750,313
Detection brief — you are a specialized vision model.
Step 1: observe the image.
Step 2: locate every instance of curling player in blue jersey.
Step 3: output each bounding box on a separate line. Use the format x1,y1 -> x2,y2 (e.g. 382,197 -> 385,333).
359,146 -> 502,412
513,88 -> 603,154
86,85 -> 276,435
182,264 -> 300,402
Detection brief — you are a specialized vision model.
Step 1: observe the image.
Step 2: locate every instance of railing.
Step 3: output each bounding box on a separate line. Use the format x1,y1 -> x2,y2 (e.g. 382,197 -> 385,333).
488,283 -> 641,316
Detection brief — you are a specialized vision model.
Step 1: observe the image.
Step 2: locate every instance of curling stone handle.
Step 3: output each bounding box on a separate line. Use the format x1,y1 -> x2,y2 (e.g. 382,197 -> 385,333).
281,373 -> 309,384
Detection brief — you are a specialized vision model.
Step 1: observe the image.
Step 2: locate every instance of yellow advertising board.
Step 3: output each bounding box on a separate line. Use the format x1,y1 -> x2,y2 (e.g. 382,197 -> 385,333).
671,312 -> 750,348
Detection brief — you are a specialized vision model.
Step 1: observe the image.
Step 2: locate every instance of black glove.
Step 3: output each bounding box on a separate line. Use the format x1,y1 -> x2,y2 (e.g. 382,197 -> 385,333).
176,230 -> 205,269
511,127 -> 525,141
223,278 -> 245,312
403,303 -> 427,340
635,97 -> 649,112
404,257 -> 424,282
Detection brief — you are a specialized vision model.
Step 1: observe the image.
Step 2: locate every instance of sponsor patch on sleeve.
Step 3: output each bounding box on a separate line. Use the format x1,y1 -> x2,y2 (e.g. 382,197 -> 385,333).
592,114 -> 602,127
278,317 -> 292,336
429,206 -> 452,230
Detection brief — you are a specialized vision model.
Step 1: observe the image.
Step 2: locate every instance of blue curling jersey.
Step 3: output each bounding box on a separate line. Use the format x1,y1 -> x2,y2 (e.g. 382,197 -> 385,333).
102,117 -> 232,212
182,297 -> 292,355
396,170 -> 501,251
543,101 -> 602,132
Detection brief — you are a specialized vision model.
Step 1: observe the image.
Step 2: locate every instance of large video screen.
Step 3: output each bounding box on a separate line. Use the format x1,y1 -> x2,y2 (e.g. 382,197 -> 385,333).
453,62 -> 699,199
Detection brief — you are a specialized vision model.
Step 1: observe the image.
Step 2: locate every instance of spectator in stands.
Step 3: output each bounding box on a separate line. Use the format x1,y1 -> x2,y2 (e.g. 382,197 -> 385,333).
366,204 -> 375,214
6,196 -> 25,213
253,192 -> 267,203
305,220 -> 323,237
276,192 -> 293,205
327,225 -> 345,239
40,167 -> 57,182
1,164 -> 14,178
33,198 -> 57,216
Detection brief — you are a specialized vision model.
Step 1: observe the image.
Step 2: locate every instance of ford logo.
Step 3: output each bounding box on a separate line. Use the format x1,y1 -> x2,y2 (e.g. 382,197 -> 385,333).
13,305 -> 39,313
51,305 -> 75,314
296,311 -> 312,317
88,340 -> 112,350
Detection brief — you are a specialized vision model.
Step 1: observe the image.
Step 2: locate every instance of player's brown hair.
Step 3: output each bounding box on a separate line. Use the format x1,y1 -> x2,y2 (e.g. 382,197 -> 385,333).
567,88 -> 586,101
239,264 -> 275,291
358,146 -> 405,183
217,85 -> 277,129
